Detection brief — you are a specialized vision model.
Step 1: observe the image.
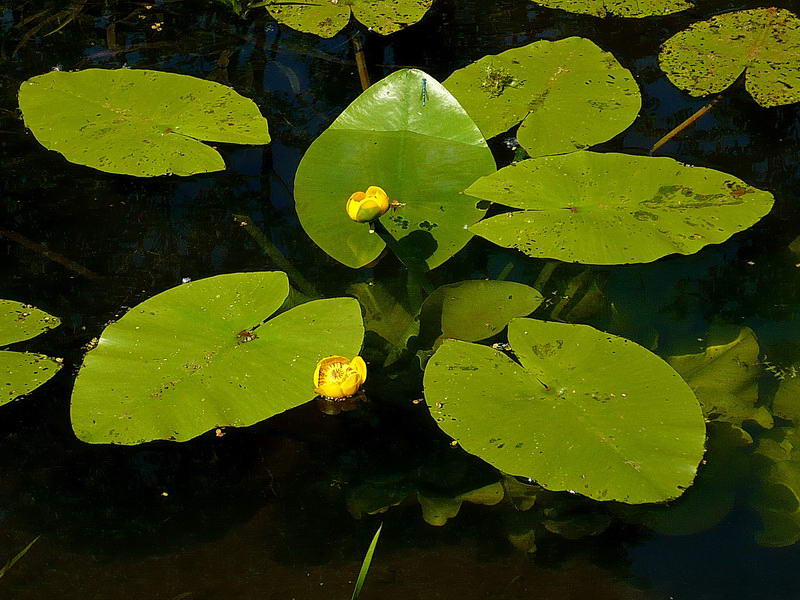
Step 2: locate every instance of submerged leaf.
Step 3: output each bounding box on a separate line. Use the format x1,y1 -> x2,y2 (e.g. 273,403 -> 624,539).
530,0 -> 691,18
751,428 -> 800,547
668,327 -> 773,429
444,37 -> 641,154
262,0 -> 432,37
423,318 -> 706,504
19,69 -> 270,177
70,272 -> 364,444
659,8 -> 800,107
467,152 -> 774,265
295,69 -> 495,270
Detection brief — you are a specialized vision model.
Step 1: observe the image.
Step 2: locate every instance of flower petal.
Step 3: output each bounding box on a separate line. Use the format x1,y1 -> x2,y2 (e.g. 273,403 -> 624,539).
351,355 -> 367,384
340,372 -> 362,397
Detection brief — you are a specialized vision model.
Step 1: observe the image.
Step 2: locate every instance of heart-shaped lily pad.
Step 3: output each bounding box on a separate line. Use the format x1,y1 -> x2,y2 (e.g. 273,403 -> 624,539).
260,0 -> 433,37
659,8 -> 800,107
71,272 -> 364,444
295,69 -> 496,270
466,151 -> 774,265
0,300 -> 62,407
530,0 -> 692,18
444,37 -> 641,155
423,318 -> 706,503
19,69 -> 270,177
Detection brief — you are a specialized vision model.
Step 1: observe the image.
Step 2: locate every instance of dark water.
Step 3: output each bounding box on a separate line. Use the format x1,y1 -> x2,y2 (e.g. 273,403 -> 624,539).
2,0 -> 800,598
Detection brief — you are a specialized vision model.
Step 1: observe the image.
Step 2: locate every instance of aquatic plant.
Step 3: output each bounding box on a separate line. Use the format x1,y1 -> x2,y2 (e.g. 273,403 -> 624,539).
70,272 -> 364,444
423,318 -> 707,504
294,68 -> 495,270
660,8 -> 800,108
314,355 -> 367,399
444,37 -> 641,155
18,68 -> 270,176
529,0 -> 692,18
0,300 -> 62,407
255,0 -> 433,37
466,152 -> 775,264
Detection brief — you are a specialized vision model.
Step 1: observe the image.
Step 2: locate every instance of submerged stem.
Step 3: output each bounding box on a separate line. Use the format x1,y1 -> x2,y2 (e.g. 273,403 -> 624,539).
232,214 -> 320,299
352,34 -> 371,91
650,96 -> 722,155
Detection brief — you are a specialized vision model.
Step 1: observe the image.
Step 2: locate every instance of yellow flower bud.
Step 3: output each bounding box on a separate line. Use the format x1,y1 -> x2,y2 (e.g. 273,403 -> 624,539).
345,186 -> 391,223
313,355 -> 367,399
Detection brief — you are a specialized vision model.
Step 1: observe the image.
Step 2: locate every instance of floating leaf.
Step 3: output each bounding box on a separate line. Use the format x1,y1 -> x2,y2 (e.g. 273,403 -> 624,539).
295,69 -> 495,270
19,69 -> 270,177
667,327 -> 773,429
467,152 -> 774,265
71,272 -> 364,444
659,8 -> 800,107
0,300 -> 62,407
418,280 -> 543,347
444,37 -> 641,154
260,0 -> 432,37
530,0 -> 691,18
423,318 -> 706,503
0,300 -> 60,346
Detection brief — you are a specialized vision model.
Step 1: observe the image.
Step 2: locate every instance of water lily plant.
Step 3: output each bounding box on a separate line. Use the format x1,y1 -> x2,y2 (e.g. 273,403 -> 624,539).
314,355 -> 368,399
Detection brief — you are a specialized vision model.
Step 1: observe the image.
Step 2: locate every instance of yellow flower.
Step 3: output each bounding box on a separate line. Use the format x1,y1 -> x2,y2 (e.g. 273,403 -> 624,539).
313,355 -> 367,399
346,186 -> 390,223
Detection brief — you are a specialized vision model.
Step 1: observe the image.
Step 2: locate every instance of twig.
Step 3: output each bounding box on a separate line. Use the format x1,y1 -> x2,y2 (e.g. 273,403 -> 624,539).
0,536 -> 40,579
232,214 -> 320,299
0,230 -> 102,280
650,96 -> 722,155
352,35 -> 370,91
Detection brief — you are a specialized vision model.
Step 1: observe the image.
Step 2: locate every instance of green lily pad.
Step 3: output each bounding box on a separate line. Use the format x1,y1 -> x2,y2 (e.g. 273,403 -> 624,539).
418,280 -> 543,347
0,300 -> 61,346
423,318 -> 706,504
659,8 -> 800,108
530,0 -> 691,18
418,482 -> 504,526
295,69 -> 496,270
667,327 -> 773,429
19,69 -> 270,177
444,37 -> 641,154
0,300 -> 62,407
260,0 -> 432,37
1,351 -> 62,407
466,151 -> 774,265
70,272 -> 364,445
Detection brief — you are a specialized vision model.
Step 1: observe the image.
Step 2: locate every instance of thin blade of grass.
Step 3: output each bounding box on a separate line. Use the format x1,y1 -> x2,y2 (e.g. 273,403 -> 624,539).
351,524 -> 382,600
0,536 -> 40,579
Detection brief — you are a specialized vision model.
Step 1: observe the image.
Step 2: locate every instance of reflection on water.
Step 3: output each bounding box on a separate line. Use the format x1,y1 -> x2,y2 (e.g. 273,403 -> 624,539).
1,1 -> 800,598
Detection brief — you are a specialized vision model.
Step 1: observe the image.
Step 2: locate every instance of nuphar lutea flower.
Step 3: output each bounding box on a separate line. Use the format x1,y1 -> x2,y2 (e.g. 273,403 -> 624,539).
313,355 -> 367,399
346,186 -> 390,223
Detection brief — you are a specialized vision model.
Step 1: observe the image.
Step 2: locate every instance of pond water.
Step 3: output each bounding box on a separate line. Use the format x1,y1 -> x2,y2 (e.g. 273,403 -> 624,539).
2,0 -> 800,598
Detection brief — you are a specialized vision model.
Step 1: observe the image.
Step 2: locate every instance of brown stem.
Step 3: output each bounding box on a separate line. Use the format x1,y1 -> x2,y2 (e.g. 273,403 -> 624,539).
0,229 -> 102,280
352,35 -> 370,91
650,96 -> 722,155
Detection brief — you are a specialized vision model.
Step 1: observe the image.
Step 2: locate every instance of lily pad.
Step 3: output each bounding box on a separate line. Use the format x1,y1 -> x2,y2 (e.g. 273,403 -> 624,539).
19,69 -> 270,177
423,318 -> 706,503
659,8 -> 800,108
418,280 -> 543,347
773,375 -> 800,423
466,151 -> 774,265
530,0 -> 691,18
260,0 -> 433,37
295,69 -> 496,270
0,300 -> 61,346
0,300 -> 62,407
444,37 -> 641,154
667,327 -> 773,429
751,428 -> 800,546
70,272 -> 364,444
